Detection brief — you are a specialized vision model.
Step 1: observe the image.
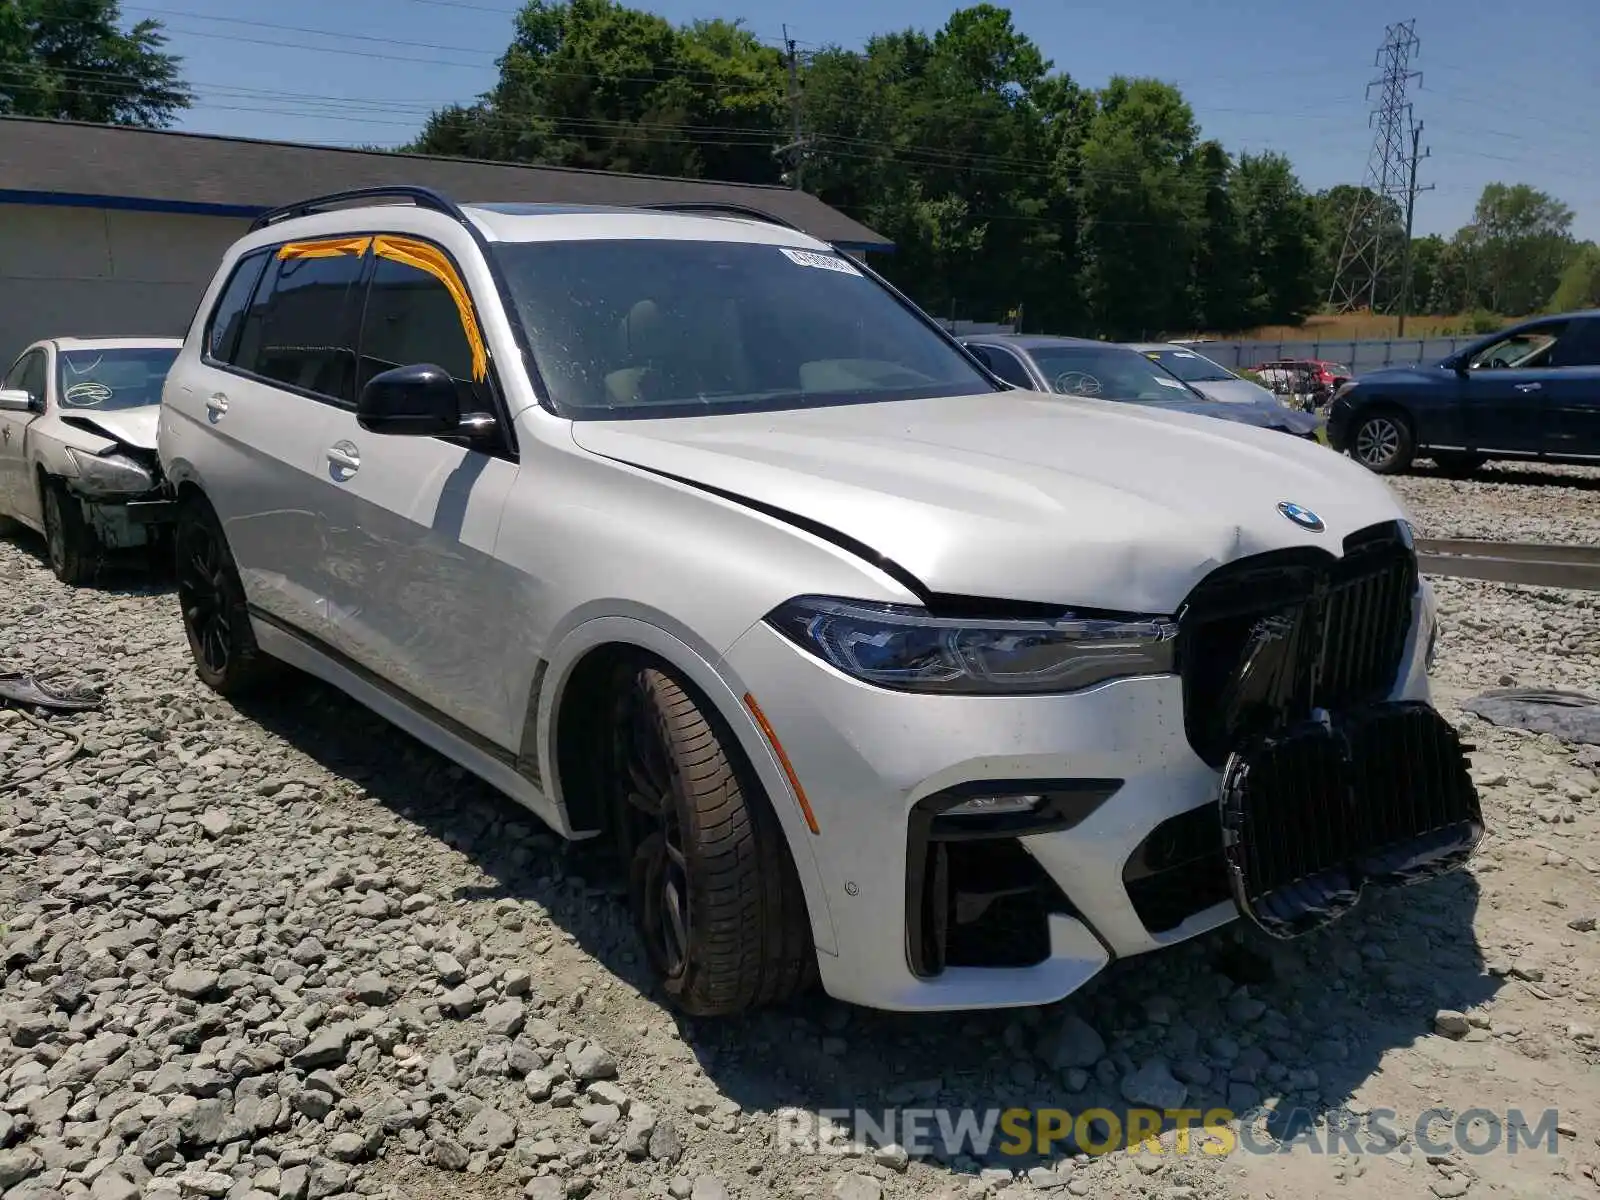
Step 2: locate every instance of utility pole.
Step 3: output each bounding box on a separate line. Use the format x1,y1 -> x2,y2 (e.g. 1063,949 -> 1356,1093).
777,25 -> 806,190
1328,20 -> 1422,314
1396,120 -> 1434,336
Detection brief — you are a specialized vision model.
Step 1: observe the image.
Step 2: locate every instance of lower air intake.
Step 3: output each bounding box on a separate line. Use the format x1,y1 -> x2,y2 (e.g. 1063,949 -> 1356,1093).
1220,701 -> 1483,938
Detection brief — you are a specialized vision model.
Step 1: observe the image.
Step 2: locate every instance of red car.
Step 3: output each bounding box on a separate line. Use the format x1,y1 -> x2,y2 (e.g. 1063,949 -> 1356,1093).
1251,359 -> 1352,407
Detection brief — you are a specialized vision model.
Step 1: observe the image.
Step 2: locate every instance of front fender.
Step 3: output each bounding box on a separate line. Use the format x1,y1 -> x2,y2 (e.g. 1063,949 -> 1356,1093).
537,613 -> 838,957
28,431 -> 87,480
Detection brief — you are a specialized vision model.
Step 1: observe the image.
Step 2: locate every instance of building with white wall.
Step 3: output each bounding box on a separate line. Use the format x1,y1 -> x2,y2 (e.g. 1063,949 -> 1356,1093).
0,117 -> 891,364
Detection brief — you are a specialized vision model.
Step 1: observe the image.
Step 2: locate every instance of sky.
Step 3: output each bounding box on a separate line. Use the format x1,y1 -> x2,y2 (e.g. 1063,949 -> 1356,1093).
137,0 -> 1600,241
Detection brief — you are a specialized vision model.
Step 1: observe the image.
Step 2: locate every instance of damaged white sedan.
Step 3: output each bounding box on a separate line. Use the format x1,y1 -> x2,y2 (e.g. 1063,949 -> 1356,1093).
0,336 -> 181,584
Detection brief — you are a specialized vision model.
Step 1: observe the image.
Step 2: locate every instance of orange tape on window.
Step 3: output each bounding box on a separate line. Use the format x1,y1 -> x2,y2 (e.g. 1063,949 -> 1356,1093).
372,235 -> 488,384
276,236 -> 373,260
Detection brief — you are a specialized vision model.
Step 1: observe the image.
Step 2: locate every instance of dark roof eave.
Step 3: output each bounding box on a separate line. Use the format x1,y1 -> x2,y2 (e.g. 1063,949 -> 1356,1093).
0,115 -> 892,251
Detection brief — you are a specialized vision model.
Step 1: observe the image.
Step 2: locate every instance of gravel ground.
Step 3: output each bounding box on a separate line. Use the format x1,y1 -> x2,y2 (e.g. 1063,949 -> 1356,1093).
2,466 -> 1598,1200
1391,461 -> 1600,545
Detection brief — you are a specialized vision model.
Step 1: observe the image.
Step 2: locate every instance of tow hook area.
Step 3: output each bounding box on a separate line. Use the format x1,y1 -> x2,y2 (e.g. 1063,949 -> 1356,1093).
72,489 -> 174,549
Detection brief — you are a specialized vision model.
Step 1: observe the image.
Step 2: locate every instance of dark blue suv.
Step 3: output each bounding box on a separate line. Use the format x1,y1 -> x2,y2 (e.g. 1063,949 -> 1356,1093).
1327,310 -> 1600,474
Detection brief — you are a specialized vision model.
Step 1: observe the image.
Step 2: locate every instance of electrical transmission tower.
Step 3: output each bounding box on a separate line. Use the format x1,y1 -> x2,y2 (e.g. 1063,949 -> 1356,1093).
1327,20 -> 1424,314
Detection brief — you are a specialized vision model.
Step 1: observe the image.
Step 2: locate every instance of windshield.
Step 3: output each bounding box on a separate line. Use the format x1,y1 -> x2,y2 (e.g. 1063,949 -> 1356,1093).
492,238 -> 997,418
1141,348 -> 1237,383
55,347 -> 178,411
1028,345 -> 1203,403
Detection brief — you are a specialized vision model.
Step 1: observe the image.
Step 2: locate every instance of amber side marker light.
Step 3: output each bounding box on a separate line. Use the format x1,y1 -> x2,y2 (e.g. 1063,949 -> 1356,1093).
743,693 -> 820,835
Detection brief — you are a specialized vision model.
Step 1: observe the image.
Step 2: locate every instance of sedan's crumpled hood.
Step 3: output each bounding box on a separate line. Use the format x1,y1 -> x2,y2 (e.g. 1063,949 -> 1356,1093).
56,407 -> 160,450
571,390 -> 1412,613
1135,398 -> 1319,436
1188,378 -> 1279,406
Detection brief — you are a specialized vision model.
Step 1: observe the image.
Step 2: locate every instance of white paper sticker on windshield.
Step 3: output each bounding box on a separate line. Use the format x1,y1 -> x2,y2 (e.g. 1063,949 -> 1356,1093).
1154,377 -> 1188,388
1171,351 -> 1199,358
780,247 -> 863,276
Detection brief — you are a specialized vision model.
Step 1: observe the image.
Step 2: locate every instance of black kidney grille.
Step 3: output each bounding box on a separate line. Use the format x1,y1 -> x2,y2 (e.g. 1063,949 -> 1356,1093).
1346,704 -> 1485,885
1179,523 -> 1418,766
1221,702 -> 1483,939
1314,545 -> 1417,707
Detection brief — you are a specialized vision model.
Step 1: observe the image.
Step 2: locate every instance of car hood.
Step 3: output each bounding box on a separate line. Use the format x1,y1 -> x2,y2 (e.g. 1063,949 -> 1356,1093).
570,390 -> 1410,613
1351,363 -> 1454,387
55,406 -> 160,450
1189,378 -> 1280,406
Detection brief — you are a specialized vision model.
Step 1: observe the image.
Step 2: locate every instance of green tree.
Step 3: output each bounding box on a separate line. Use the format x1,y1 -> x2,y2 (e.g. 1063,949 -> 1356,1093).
1075,77 -> 1201,337
800,7 -> 1083,330
1466,182 -> 1574,315
1550,242 -> 1600,312
410,1 -> 1337,339
412,0 -> 786,182
1231,151 -> 1320,326
0,0 -> 191,127
1403,233 -> 1447,316
1190,141 -> 1251,331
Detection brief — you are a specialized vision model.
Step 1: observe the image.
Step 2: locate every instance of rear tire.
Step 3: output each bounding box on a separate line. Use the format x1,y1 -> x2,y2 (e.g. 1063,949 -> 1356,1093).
1351,409 -> 1415,474
41,478 -> 98,585
174,495 -> 279,696
610,662 -> 815,1016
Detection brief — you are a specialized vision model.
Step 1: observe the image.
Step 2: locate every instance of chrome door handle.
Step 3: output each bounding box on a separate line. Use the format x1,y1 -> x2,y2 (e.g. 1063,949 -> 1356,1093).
205,394 -> 229,417
325,442 -> 361,473
1514,382 -> 1542,392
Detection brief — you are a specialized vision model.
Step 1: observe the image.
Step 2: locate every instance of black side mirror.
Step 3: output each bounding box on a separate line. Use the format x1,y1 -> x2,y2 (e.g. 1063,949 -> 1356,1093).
357,363 -> 481,438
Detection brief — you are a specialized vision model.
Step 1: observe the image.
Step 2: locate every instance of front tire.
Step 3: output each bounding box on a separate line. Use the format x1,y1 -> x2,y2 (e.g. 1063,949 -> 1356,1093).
610,662 -> 815,1016
175,495 -> 278,695
41,478 -> 99,585
1351,409 -> 1415,474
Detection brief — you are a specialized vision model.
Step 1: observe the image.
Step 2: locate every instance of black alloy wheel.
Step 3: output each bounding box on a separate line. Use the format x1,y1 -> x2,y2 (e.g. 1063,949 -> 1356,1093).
614,669 -> 694,985
609,662 -> 815,1016
174,498 -> 276,695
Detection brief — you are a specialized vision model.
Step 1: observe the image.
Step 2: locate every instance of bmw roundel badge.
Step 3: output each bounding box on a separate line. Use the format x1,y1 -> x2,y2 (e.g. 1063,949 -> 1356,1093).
1277,501 -> 1325,532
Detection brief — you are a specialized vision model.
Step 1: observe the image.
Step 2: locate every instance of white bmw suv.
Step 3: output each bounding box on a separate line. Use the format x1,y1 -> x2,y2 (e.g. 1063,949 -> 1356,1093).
159,187 -> 1482,1016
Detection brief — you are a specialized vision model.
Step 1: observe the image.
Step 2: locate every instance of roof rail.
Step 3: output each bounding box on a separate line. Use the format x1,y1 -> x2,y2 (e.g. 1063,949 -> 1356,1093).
633,201 -> 803,232
248,185 -> 471,233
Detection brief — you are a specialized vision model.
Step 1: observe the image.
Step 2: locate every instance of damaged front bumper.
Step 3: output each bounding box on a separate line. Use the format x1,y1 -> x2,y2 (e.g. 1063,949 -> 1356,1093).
720,519 -> 1478,1012
61,445 -> 175,548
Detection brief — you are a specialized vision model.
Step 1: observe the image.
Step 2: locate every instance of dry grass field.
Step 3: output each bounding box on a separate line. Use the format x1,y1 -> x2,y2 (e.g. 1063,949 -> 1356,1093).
1183,311 -> 1504,341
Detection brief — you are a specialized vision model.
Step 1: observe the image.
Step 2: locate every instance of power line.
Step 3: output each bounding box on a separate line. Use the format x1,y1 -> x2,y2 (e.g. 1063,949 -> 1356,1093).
1328,19 -> 1424,315
9,20 -> 1593,211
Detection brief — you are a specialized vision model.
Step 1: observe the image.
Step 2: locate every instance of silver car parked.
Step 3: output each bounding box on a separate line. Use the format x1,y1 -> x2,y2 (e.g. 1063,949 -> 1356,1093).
1128,342 -> 1282,406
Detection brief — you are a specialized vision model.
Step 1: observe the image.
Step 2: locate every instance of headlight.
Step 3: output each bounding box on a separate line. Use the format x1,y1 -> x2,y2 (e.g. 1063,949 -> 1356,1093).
766,596 -> 1178,694
63,447 -> 157,496
1331,382 -> 1357,403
